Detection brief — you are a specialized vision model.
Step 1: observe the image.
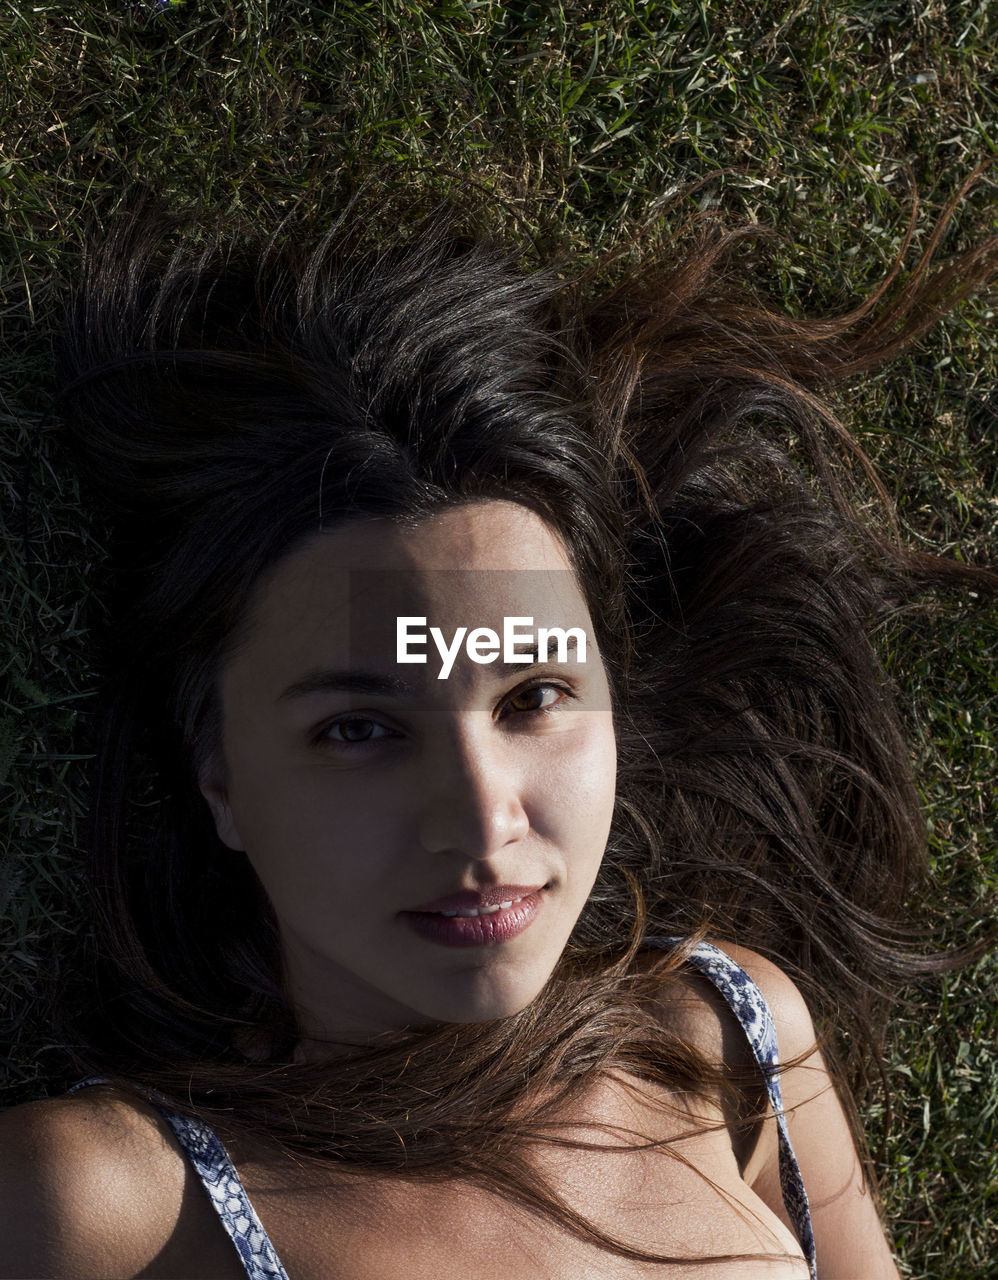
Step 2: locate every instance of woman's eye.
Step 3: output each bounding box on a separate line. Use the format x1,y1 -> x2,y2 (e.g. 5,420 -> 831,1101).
503,683 -> 570,716
320,717 -> 395,745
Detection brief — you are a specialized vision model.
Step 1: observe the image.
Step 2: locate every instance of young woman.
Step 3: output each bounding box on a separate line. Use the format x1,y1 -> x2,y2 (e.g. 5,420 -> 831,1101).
1,175 -> 995,1279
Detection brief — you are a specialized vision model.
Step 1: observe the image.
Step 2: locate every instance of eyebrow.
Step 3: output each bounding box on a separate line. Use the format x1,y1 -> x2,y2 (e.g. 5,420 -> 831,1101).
279,671 -> 415,701
277,635 -> 583,702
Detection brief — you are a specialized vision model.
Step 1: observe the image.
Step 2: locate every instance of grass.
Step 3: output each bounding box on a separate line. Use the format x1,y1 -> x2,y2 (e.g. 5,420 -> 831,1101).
1,1 -> 996,1275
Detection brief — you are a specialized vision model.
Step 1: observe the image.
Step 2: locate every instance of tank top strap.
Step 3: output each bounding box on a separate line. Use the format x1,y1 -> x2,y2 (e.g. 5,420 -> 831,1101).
65,1076 -> 289,1280
645,936 -> 818,1279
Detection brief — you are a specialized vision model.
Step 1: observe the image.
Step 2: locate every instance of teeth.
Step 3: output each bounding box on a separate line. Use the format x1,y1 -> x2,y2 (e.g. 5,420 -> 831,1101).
438,896 -> 524,918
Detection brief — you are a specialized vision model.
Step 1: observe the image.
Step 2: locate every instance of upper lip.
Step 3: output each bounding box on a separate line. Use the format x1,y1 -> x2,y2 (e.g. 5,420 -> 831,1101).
404,884 -> 548,913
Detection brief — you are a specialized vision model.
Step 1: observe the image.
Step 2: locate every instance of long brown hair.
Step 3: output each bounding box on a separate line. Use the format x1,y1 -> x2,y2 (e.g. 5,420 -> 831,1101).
49,168 -> 998,1267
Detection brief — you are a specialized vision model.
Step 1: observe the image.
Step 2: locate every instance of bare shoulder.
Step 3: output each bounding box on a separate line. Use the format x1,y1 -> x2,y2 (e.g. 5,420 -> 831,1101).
710,940 -> 821,1059
700,943 -> 902,1279
0,1085 -> 195,1279
641,939 -> 828,1185
700,940 -> 831,1127
643,938 -> 818,1067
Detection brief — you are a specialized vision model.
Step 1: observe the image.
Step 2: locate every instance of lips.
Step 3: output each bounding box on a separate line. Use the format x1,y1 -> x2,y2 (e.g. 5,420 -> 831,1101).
405,884 -> 549,914
401,890 -> 546,948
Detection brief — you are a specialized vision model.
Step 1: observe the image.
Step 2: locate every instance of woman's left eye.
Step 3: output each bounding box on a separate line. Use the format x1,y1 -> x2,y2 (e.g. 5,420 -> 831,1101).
502,683 -> 571,717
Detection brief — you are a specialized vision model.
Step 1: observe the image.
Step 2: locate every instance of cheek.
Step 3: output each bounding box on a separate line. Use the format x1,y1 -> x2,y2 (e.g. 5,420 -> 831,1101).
530,714 -> 617,842
224,747 -> 408,905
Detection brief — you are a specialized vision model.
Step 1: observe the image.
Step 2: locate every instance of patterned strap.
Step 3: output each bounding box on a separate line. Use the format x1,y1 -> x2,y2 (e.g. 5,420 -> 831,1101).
647,936 -> 818,1279
65,1076 -> 290,1280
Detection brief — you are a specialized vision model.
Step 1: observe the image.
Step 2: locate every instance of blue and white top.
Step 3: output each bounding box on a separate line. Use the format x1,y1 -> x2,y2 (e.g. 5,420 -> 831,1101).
67,938 -> 817,1279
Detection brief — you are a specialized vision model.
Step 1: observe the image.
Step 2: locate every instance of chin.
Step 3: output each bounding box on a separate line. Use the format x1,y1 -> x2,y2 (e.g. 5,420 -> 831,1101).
422,970 -> 552,1026
450,997 -> 537,1024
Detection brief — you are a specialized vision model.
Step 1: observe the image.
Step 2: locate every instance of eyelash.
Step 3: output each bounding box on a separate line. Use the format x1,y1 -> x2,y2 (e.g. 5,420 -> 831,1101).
314,680 -> 576,748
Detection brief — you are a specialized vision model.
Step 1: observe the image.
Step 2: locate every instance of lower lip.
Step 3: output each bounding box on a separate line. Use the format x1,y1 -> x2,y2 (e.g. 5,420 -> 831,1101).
401,891 -> 545,948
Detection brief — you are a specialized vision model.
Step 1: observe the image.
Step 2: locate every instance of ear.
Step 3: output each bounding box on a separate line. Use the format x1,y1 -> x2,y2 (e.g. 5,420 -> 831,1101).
198,759 -> 246,851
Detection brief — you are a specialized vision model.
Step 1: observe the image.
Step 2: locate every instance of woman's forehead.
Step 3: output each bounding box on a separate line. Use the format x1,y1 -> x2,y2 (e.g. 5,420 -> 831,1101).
227,501 -> 594,676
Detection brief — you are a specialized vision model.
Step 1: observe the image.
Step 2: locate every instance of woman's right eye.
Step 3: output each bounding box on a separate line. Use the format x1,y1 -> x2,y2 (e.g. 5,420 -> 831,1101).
317,717 -> 397,746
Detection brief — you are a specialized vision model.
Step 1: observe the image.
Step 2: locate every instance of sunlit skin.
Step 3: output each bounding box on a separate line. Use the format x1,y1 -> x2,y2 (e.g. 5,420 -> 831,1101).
198,501 -> 617,1058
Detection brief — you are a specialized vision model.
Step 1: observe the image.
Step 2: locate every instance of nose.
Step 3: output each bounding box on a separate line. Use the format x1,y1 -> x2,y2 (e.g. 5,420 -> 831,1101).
416,722 -> 530,860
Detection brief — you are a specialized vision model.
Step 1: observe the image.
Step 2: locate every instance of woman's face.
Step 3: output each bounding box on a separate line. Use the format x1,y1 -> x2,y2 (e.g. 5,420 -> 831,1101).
199,500 -> 617,1051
